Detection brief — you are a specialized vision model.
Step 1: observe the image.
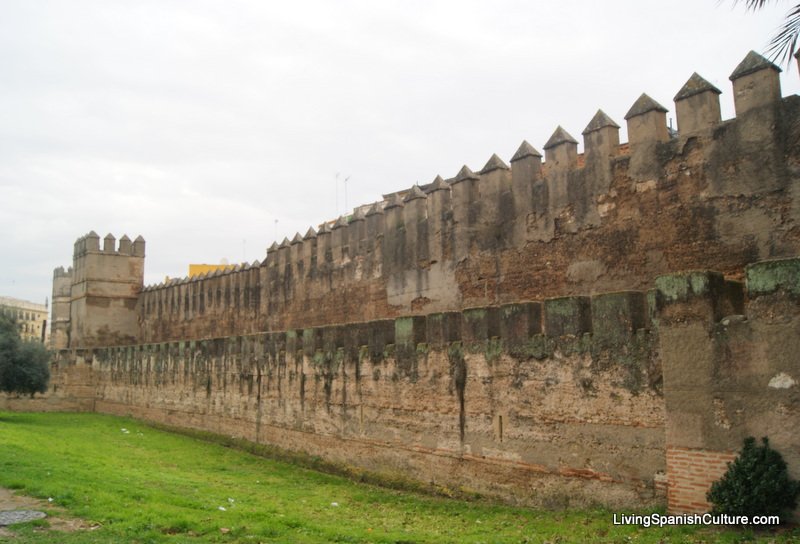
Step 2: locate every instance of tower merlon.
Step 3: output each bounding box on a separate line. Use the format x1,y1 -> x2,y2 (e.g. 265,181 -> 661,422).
582,110 -> 621,160
119,234 -> 132,255
365,202 -> 385,216
428,175 -> 449,193
510,140 -> 542,163
624,93 -> 669,146
478,153 -> 510,175
403,184 -> 427,202
729,50 -> 782,115
103,233 -> 116,252
133,235 -> 146,257
673,72 -> 722,135
451,165 -> 479,185
85,231 -> 100,252
543,126 -> 578,171
350,208 -> 366,223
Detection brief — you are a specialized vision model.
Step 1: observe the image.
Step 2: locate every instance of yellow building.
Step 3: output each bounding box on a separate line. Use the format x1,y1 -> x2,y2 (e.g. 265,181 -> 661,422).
0,296 -> 48,343
188,263 -> 233,277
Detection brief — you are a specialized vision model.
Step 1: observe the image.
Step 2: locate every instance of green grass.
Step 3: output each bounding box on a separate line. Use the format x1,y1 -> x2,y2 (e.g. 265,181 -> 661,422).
0,411 -> 796,543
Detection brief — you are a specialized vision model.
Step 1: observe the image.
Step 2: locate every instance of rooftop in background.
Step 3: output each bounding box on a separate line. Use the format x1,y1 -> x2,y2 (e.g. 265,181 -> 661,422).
0,295 -> 48,343
0,295 -> 46,312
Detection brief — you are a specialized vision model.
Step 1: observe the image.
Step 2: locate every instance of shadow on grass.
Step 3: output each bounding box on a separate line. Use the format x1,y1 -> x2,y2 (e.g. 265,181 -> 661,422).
0,411 -> 96,427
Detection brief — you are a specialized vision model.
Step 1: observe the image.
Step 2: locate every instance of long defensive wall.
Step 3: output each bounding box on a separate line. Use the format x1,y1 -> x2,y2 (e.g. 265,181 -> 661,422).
5,50 -> 800,513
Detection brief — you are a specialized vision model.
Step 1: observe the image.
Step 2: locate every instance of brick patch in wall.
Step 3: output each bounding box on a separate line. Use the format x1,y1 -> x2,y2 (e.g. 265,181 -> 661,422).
667,446 -> 737,514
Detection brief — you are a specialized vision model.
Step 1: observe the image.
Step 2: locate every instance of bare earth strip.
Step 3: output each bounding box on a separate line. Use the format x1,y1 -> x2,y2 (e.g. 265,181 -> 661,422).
0,487 -> 95,538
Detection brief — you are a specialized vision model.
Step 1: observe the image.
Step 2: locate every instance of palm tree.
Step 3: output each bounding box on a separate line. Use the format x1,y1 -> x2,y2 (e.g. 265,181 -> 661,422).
734,0 -> 800,66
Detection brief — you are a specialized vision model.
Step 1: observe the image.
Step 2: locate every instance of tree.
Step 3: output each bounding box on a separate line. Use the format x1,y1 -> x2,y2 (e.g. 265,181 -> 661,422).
707,436 -> 800,520
0,314 -> 50,397
734,1 -> 800,66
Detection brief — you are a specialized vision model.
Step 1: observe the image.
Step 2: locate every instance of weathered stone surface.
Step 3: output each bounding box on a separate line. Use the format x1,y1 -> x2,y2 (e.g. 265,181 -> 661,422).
625,93 -> 668,119
510,140 -> 542,162
582,109 -> 620,134
674,72 -> 721,101
0,510 -> 46,526
34,53 -> 800,516
729,50 -> 781,81
543,125 -> 578,149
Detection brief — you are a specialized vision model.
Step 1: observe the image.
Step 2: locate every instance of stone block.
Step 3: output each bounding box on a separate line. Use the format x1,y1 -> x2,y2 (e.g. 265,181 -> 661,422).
543,296 -> 591,337
369,319 -> 395,361
462,307 -> 489,343
745,257 -> 800,297
591,291 -> 647,346
499,302 -> 543,346
425,313 -> 447,347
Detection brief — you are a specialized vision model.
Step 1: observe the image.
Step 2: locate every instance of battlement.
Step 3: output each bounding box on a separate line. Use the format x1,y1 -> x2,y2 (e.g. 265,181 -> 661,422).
52,231 -> 147,348
73,231 -> 145,257
121,49 -> 800,345
39,49 -> 800,515
52,265 -> 72,279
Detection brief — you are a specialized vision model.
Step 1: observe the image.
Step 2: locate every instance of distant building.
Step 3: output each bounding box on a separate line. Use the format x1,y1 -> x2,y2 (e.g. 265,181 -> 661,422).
188,263 -> 234,278
0,296 -> 48,343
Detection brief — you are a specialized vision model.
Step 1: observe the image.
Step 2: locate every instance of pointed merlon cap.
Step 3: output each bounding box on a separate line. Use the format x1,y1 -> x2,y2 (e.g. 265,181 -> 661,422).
451,165 -> 479,185
279,237 -> 291,249
674,72 -> 722,101
429,175 -> 450,192
403,184 -> 427,202
582,110 -> 621,135
317,222 -> 332,235
104,233 -> 115,240
119,234 -> 131,242
384,193 -> 405,210
134,235 -> 145,243
87,230 -> 99,238
624,93 -> 668,120
350,208 -> 366,222
730,50 -> 781,81
291,232 -> 303,244
543,126 -> 578,150
268,241 -> 279,253
365,202 -> 384,216
510,140 -> 542,162
332,215 -> 348,229
479,153 -> 510,174
303,227 -> 317,240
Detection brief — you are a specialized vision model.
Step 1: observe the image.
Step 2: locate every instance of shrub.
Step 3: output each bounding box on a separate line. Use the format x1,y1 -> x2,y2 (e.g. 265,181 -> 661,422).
0,314 -> 51,397
707,436 -> 800,520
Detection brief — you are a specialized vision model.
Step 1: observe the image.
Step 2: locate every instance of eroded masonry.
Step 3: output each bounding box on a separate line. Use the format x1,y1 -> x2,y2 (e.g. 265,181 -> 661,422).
6,51 -> 800,514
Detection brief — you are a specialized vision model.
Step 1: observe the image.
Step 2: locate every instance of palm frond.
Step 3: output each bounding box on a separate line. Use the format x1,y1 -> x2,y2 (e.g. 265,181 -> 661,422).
732,0 -> 780,10
765,5 -> 800,65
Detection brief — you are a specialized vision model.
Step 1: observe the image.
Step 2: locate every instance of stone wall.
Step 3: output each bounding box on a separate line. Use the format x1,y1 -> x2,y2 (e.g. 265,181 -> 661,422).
14,288 -> 667,509
9,258 -> 799,513
658,258 -> 800,514
15,51 -> 798,514
133,52 -> 800,344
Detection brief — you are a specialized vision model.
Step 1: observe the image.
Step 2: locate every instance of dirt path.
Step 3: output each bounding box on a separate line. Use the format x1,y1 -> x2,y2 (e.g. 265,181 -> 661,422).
0,487 -> 94,538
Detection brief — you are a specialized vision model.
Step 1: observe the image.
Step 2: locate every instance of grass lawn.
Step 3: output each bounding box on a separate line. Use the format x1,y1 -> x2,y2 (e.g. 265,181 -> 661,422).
0,411 -> 796,543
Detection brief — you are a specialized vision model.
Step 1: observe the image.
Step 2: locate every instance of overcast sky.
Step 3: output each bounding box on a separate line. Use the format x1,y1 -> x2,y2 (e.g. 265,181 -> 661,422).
1,0 -> 798,305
